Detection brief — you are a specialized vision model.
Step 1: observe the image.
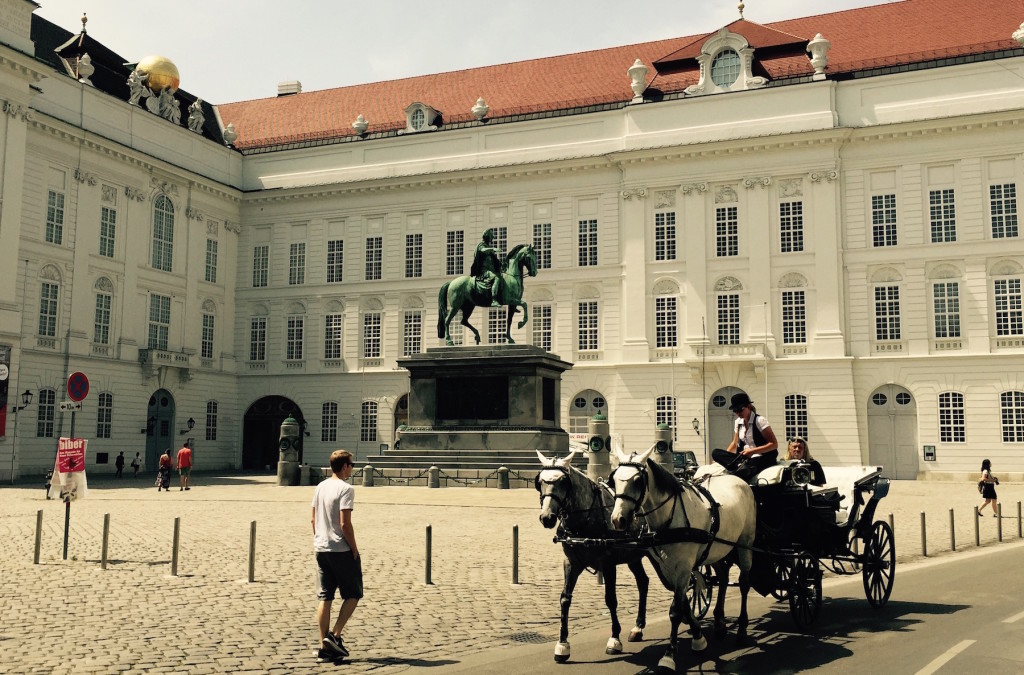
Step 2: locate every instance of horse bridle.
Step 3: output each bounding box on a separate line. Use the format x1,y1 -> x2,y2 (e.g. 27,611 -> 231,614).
611,460 -> 681,521
537,465 -> 572,513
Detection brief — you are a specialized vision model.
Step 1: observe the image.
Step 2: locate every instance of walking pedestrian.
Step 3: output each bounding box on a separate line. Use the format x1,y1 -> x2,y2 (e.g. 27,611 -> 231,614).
157,448 -> 172,492
114,451 -> 125,479
131,452 -> 141,478
978,458 -> 1000,517
176,440 -> 193,491
312,450 -> 361,663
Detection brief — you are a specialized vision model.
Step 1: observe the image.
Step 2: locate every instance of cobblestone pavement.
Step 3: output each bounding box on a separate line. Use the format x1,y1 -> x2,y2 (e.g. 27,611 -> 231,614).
1,473 -> 1021,674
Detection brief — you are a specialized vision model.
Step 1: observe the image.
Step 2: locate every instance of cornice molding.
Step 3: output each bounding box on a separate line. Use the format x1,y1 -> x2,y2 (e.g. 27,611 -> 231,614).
0,53 -> 48,82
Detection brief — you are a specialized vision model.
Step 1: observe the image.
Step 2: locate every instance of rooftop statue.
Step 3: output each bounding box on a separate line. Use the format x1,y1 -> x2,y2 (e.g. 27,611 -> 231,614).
437,230 -> 538,346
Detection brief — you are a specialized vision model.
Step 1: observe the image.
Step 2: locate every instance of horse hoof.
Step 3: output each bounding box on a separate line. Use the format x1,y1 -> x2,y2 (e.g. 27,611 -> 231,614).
691,635 -> 708,652
627,627 -> 643,642
657,655 -> 676,673
605,637 -> 622,654
554,642 -> 570,663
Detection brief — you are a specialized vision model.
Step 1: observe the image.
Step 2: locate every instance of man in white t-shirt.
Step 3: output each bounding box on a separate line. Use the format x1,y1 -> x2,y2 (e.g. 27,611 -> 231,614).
312,450 -> 361,662
712,392 -> 779,481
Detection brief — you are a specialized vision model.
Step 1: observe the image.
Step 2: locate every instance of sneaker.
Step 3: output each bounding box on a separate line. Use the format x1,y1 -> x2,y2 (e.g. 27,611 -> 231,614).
322,633 -> 349,657
316,648 -> 342,663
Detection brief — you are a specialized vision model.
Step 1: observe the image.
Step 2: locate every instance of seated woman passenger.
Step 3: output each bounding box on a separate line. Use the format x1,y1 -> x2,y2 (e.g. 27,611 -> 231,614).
785,437 -> 826,486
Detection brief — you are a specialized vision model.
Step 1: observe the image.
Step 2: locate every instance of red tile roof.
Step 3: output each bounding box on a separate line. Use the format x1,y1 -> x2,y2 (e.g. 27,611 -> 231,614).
219,0 -> 1024,151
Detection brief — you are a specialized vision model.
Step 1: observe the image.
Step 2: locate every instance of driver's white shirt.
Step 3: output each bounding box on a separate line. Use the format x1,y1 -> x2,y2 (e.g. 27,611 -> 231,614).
734,414 -> 771,454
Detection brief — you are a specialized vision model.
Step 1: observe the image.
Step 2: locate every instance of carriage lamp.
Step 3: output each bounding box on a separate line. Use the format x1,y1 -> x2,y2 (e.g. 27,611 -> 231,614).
692,418 -> 700,436
13,390 -> 34,413
178,417 -> 195,435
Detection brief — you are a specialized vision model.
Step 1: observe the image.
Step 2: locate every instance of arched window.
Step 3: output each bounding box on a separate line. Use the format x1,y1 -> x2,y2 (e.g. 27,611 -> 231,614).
938,392 -> 965,443
568,390 -> 607,435
37,389 -> 56,437
206,401 -> 218,441
152,195 -> 174,272
322,402 -> 338,442
361,401 -> 378,442
1000,391 -> 1024,443
711,49 -> 740,87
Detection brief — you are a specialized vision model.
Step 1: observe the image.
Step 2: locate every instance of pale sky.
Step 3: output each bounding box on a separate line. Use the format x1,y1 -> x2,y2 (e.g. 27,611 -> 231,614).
32,0 -> 889,104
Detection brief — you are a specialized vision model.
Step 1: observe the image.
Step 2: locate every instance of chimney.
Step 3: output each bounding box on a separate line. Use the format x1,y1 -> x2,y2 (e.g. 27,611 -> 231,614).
277,81 -> 302,96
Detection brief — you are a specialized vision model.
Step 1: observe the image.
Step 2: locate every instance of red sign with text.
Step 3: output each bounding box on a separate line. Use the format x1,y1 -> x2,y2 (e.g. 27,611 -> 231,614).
57,437 -> 86,473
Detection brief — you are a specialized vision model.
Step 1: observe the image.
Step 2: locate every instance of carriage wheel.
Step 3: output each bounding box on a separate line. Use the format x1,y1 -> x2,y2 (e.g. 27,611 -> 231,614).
862,520 -> 895,608
788,555 -> 822,630
770,558 -> 791,601
686,565 -> 714,620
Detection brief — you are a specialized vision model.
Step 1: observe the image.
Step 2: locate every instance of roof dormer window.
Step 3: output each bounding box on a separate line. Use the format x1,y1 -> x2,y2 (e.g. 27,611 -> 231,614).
402,102 -> 439,134
681,27 -> 768,97
710,49 -> 741,88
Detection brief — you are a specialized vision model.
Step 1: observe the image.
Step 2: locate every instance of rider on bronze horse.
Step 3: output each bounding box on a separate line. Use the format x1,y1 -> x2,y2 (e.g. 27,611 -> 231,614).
471,228 -> 503,307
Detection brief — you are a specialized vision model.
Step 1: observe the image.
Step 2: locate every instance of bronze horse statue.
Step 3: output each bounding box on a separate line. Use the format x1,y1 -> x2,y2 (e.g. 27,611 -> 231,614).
437,243 -> 538,346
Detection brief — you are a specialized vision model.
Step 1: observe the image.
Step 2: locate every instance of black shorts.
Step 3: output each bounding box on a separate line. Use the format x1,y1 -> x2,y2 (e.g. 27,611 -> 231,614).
316,551 -> 363,601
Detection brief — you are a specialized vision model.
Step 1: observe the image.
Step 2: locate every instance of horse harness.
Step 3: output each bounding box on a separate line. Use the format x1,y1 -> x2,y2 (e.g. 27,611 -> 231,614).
537,466 -> 609,526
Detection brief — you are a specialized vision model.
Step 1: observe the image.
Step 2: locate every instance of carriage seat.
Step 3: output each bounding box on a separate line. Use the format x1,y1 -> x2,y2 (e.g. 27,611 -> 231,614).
821,465 -> 883,528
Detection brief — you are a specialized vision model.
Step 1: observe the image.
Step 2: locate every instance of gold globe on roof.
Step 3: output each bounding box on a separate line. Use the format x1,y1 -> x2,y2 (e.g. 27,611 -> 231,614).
135,55 -> 180,94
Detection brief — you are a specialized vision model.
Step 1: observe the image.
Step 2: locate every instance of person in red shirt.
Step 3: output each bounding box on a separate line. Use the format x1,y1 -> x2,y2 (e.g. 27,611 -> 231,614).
176,440 -> 194,491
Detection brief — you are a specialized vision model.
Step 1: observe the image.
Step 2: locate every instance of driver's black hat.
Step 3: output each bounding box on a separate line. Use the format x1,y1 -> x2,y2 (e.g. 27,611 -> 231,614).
729,392 -> 752,412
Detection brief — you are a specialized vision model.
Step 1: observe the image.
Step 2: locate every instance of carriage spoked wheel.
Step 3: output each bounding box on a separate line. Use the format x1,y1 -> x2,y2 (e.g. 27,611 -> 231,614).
770,558 -> 791,601
686,565 -> 714,620
788,554 -> 822,629
862,520 -> 895,608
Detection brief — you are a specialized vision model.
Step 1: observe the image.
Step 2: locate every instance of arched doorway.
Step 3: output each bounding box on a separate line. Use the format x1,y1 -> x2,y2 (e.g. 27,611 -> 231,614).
393,394 -> 409,444
567,389 -> 608,443
145,389 -> 175,471
708,386 -> 745,455
867,385 -> 918,479
242,396 -> 305,471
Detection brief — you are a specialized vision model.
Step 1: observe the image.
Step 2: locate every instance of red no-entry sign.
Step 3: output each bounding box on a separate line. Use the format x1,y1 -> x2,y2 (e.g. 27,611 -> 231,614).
67,372 -> 89,402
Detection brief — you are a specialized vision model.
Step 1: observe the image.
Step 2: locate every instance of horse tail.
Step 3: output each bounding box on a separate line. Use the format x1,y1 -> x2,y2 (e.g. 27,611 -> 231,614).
437,282 -> 450,338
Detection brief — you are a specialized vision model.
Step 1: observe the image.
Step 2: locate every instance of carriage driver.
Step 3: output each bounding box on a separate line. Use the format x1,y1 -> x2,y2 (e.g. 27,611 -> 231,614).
471,228 -> 503,307
712,392 -> 779,482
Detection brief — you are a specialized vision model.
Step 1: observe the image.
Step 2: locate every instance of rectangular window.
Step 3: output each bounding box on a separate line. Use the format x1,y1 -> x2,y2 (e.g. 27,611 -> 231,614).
322,402 -> 338,443
252,245 -> 269,287
656,396 -> 677,440
201,313 -> 215,359
874,286 -> 901,341
94,293 -> 111,345
784,394 -> 808,441
779,201 -> 804,253
717,294 -> 740,345
533,304 -> 552,351
403,311 -> 422,356
288,242 -> 306,285
360,401 -> 378,442
782,290 -> 806,344
990,183 -> 1019,239
46,190 -> 65,244
494,226 -> 508,258
362,312 -> 381,358
205,401 -> 218,441
37,389 -> 56,437
99,207 -> 116,257
405,233 -> 423,278
488,308 -> 508,345
533,223 -> 552,269
365,237 -> 382,280
655,296 -> 677,348
995,278 -> 1024,336
249,317 -> 267,361
152,198 -> 174,272
654,212 -> 676,261
929,188 -> 956,243
286,316 -> 304,360
327,240 -> 344,283
933,282 -> 961,339
578,219 -> 598,267
39,282 -> 58,337
96,392 -> 112,439
446,231 -> 464,276
205,239 -> 218,283
1000,391 -> 1024,443
871,194 -> 897,247
324,314 -> 343,359
577,301 -> 599,351
148,294 -> 170,350
715,206 -> 738,257
938,392 -> 965,443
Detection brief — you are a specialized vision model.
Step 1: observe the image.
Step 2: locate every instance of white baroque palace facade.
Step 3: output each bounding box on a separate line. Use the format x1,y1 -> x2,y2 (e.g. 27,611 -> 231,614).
2,0 -> 1024,479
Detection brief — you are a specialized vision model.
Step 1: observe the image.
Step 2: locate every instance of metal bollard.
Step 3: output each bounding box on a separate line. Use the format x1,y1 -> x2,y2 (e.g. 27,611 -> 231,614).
949,508 -> 955,552
997,504 -> 1003,542
362,465 -> 374,487
171,517 -> 180,576
425,525 -> 433,585
428,466 -> 440,489
498,466 -> 510,490
888,513 -> 894,538
101,513 -> 110,570
920,512 -> 927,557
512,524 -> 519,584
33,510 -> 43,565
1018,501 -> 1022,539
248,521 -> 256,583
974,506 -> 980,547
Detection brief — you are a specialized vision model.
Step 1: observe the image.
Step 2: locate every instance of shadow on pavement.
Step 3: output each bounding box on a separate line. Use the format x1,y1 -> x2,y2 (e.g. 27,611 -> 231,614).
358,657 -> 460,668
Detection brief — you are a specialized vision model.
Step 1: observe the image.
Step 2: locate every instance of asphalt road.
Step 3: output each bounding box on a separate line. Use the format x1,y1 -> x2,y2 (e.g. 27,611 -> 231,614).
450,540 -> 1024,674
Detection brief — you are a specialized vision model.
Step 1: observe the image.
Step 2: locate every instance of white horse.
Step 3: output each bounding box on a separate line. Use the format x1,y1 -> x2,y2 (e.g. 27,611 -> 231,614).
609,445 -> 757,674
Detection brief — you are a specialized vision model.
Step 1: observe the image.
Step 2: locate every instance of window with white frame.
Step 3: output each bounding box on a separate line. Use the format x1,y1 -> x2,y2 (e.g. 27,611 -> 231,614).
716,206 -> 738,257
205,400 -> 218,441
288,243 -> 305,285
995,278 -> 1023,336
1000,391 -> 1024,443
252,245 -> 269,287
249,317 -> 267,361
94,291 -> 111,344
447,310 -> 464,346
929,188 -> 957,243
37,389 -> 56,437
710,48 -> 740,87
871,194 -> 897,247
780,201 -> 803,253
938,392 -> 965,442
405,234 -> 423,278
324,314 -> 343,359
717,294 -> 740,345
201,313 -> 215,359
286,316 -> 304,360
577,301 -> 599,351
99,206 -> 116,257
446,231 -> 464,276
488,307 -> 508,345
403,311 -> 422,355
148,294 -> 170,350
46,189 -> 65,244
152,195 -> 174,272
578,219 -> 598,267
655,211 -> 676,261
363,312 -> 382,358
493,226 -> 508,258
96,392 -> 112,438
322,402 -> 338,442
655,296 -> 677,348
360,401 -> 378,442
784,394 -> 808,441
39,282 -> 58,337
327,240 -> 344,283
781,290 -> 806,344
932,282 -> 961,338
204,239 -> 218,283
533,223 -> 552,269
533,304 -> 552,351
874,285 -> 901,341
365,237 -> 382,280
990,183 -> 1018,239
656,395 -> 677,440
